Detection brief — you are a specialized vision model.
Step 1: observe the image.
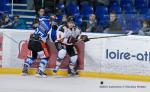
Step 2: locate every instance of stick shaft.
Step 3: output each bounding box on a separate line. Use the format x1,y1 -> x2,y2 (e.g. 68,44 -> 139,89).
89,34 -> 127,39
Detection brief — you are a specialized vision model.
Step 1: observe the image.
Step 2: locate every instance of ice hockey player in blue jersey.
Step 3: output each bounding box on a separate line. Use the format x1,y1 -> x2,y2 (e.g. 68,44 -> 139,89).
22,16 -> 51,77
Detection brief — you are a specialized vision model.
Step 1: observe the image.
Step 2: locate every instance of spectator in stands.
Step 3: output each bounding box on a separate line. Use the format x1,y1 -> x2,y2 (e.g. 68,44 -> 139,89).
12,15 -> 27,29
138,20 -> 150,36
81,14 -> 103,32
104,12 -> 122,34
80,16 -> 88,32
0,15 -> 13,28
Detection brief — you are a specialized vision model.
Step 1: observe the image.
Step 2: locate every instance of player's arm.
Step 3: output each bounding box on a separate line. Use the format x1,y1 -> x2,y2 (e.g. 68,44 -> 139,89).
56,26 -> 66,43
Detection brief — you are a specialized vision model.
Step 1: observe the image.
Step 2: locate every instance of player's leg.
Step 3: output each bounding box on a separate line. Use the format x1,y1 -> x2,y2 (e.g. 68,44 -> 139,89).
22,51 -> 37,75
36,42 -> 49,77
36,57 -> 49,77
53,49 -> 66,73
69,55 -> 78,76
66,45 -> 78,76
53,42 -> 67,73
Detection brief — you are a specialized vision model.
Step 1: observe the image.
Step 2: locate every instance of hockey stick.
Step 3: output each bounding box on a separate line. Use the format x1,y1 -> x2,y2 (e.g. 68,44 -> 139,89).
88,34 -> 128,40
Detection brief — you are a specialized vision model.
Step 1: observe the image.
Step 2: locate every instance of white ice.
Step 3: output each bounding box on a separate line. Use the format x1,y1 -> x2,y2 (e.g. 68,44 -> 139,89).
0,74 -> 150,92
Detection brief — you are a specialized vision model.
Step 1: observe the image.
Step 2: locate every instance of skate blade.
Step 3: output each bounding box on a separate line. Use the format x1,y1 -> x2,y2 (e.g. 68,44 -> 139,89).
21,73 -> 28,76
68,74 -> 79,77
35,74 -> 47,78
53,72 -> 57,76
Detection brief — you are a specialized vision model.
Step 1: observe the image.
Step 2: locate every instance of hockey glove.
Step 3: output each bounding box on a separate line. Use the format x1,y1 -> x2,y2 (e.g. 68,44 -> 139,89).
80,35 -> 90,42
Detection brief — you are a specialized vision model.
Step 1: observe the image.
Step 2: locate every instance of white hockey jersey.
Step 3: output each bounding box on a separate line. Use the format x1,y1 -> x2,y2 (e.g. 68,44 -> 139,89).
56,25 -> 81,45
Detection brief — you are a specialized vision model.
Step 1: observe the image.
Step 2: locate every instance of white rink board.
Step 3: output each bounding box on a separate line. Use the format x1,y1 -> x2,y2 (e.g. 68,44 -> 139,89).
2,29 -> 33,67
1,29 -> 150,76
84,33 -> 150,76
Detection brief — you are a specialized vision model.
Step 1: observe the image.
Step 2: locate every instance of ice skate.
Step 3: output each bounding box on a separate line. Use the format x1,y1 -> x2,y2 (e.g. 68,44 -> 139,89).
35,69 -> 47,78
22,64 -> 28,76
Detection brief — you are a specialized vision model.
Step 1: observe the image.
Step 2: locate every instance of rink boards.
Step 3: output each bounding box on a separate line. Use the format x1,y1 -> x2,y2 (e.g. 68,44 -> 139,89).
0,29 -> 150,82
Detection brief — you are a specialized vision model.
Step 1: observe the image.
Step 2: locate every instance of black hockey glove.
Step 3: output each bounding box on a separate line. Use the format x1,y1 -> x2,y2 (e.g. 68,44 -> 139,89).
80,35 -> 90,42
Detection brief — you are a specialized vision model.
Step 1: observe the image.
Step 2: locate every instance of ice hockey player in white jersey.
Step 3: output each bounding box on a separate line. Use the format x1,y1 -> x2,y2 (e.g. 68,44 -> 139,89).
22,16 -> 51,77
51,16 -> 89,76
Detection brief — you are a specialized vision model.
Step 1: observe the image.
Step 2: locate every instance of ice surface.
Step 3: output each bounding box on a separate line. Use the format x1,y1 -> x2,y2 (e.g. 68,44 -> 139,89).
0,75 -> 149,92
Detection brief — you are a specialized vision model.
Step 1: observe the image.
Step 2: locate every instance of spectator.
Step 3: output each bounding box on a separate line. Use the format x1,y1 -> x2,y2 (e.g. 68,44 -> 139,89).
12,15 -> 27,29
0,15 -> 13,28
138,20 -> 150,36
80,16 -> 88,32
104,12 -> 122,34
81,14 -> 103,32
